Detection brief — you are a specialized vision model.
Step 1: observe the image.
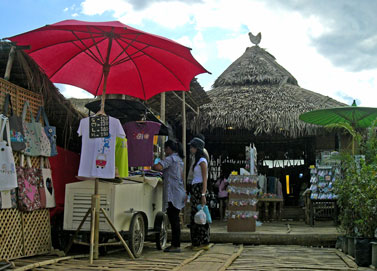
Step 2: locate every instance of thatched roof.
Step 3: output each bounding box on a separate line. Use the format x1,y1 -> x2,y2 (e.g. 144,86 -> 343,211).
0,42 -> 84,151
192,44 -> 346,138
70,78 -> 210,122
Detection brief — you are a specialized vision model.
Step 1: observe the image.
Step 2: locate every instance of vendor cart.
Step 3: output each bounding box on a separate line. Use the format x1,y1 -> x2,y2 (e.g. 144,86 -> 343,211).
63,176 -> 167,257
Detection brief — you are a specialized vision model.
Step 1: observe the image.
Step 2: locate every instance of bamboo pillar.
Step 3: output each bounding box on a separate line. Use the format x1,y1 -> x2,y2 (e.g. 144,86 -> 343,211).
160,92 -> 166,159
182,92 -> 186,187
4,46 -> 16,81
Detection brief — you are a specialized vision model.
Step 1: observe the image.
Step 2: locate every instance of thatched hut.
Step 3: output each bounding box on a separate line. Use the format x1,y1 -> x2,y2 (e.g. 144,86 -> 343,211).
190,36 -> 347,208
192,45 -> 345,138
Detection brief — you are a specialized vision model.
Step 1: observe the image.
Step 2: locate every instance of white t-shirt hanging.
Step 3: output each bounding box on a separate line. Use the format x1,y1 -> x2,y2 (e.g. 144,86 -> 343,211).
77,116 -> 125,179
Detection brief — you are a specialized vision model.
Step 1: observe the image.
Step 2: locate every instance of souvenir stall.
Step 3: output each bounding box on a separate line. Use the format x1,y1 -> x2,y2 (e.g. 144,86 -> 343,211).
306,151 -> 340,226
63,104 -> 167,258
0,79 -> 56,260
226,175 -> 258,232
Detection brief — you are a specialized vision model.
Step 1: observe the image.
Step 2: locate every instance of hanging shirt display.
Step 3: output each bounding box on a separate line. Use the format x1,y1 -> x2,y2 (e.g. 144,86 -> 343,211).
123,121 -> 161,167
115,137 -> 129,178
78,116 -> 125,179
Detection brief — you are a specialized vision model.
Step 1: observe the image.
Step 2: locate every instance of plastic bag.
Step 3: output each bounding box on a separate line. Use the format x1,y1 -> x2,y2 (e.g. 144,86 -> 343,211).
194,209 -> 207,225
197,204 -> 212,224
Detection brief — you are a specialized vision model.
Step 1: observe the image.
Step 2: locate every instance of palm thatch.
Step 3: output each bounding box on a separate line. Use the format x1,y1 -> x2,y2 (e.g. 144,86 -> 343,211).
0,42 -> 84,151
69,78 -> 210,122
191,44 -> 346,138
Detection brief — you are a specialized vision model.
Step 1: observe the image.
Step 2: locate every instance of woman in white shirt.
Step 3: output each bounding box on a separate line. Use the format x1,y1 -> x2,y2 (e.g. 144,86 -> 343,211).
188,137 -> 210,250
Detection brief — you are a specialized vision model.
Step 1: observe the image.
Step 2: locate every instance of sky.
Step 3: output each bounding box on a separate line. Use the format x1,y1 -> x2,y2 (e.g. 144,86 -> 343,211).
1,0 -> 377,106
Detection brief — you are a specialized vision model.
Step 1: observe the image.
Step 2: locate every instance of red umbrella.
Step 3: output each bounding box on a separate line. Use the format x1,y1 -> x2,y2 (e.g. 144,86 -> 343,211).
7,20 -> 209,103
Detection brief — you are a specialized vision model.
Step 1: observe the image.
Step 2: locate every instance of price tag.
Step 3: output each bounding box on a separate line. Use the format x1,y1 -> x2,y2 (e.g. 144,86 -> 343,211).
89,115 -> 109,138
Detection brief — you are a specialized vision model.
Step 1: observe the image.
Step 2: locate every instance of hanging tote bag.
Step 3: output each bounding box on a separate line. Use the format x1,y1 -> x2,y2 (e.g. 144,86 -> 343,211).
36,107 -> 58,157
16,155 -> 42,211
22,101 -> 51,157
40,157 -> 55,208
0,189 -> 17,209
3,94 -> 26,152
0,115 -> 18,191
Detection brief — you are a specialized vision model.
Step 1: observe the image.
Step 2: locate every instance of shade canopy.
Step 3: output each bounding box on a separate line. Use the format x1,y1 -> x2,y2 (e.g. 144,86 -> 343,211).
299,101 -> 377,129
7,20 -> 209,100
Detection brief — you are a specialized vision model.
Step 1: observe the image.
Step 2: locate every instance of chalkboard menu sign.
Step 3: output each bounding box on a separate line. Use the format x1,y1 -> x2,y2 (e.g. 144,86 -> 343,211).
89,115 -> 109,138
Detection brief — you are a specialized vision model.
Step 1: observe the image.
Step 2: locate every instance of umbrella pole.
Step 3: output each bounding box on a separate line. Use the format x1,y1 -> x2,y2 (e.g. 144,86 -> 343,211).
99,69 -> 109,114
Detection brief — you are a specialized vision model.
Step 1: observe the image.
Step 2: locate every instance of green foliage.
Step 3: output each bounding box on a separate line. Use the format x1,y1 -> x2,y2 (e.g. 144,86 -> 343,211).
334,121 -> 377,238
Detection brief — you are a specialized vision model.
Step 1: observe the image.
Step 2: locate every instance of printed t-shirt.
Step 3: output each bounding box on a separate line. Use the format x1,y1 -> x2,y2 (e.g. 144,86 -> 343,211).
123,121 -> 161,167
77,116 -> 125,179
115,137 -> 129,178
192,157 -> 208,185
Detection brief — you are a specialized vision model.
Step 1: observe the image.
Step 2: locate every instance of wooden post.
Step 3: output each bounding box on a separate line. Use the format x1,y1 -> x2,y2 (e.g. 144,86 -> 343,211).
182,92 -> 187,188
4,46 -> 16,81
93,179 -> 100,260
100,208 -> 135,259
160,92 -> 166,159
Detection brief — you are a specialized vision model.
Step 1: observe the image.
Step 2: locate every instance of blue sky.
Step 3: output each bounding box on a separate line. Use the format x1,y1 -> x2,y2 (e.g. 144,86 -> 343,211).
2,0 -> 377,107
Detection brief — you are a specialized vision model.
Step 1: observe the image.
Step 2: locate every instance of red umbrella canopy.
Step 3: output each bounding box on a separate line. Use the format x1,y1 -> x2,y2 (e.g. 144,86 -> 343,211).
7,20 -> 209,100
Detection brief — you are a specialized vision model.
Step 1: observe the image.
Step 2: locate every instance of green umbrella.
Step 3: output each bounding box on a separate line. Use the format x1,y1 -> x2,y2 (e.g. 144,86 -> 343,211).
299,100 -> 377,154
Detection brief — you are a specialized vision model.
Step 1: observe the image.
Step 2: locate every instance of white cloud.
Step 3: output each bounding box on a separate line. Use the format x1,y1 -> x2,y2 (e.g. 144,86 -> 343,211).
72,13 -> 79,17
56,84 -> 95,99
76,0 -> 377,106
63,7 -> 69,12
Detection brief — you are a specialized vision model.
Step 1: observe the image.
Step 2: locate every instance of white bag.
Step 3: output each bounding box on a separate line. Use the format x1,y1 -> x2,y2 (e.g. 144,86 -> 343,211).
194,208 -> 207,225
40,157 -> 56,208
0,114 -> 17,191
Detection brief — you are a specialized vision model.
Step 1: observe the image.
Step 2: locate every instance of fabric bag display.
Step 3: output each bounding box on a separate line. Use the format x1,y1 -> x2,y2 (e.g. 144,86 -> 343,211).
3,94 -> 26,151
22,101 -> 51,157
36,106 -> 58,157
0,115 -> 18,191
16,155 -> 42,211
197,204 -> 212,224
0,189 -> 17,209
40,157 -> 56,208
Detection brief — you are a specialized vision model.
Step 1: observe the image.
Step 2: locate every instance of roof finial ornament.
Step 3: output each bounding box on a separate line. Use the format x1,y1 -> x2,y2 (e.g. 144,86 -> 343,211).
248,31 -> 261,46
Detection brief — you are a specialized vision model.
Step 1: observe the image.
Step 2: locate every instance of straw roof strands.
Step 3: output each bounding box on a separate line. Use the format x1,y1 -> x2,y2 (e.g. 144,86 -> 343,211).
192,84 -> 345,138
192,42 -> 346,138
214,46 -> 298,87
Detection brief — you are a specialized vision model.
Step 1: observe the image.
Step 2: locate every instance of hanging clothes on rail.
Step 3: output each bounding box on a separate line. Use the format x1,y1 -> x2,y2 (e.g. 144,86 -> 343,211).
123,121 -> 161,167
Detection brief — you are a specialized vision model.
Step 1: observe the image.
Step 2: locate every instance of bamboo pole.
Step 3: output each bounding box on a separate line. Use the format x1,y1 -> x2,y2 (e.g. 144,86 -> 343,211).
13,254 -> 88,271
182,92 -> 187,188
89,205 -> 96,264
100,208 -> 135,259
4,46 -> 15,81
64,208 -> 91,254
218,244 -> 244,271
160,92 -> 166,159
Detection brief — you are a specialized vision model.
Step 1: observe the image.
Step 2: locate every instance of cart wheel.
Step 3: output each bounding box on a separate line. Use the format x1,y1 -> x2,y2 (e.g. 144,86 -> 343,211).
155,215 -> 167,250
129,213 -> 145,258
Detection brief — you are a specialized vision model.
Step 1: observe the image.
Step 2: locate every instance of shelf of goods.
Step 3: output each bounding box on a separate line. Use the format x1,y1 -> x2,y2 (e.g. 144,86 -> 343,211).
308,166 -> 340,226
226,175 -> 258,232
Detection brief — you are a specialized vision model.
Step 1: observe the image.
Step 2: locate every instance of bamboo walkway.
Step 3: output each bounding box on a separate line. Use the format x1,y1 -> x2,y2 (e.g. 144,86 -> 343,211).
10,243 -> 363,271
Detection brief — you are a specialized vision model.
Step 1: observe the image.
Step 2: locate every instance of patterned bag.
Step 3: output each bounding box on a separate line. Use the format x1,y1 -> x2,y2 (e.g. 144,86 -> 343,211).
36,107 -> 57,157
3,94 -> 26,152
40,157 -> 55,208
16,155 -> 42,211
0,115 -> 18,191
22,101 -> 51,157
